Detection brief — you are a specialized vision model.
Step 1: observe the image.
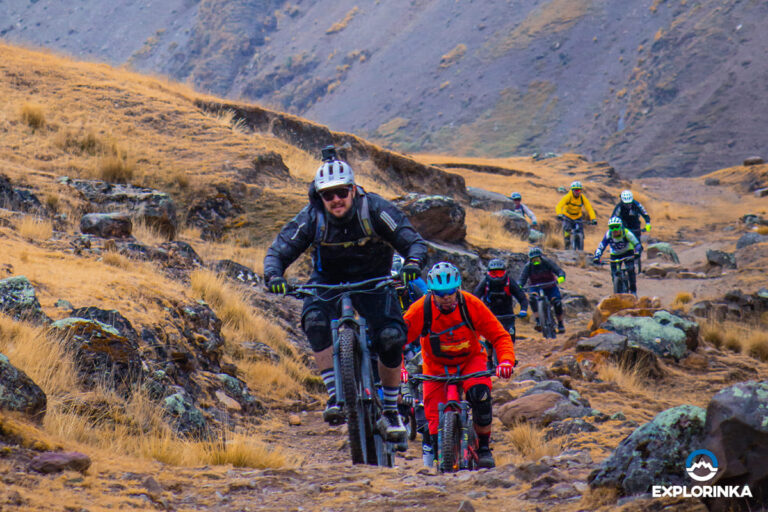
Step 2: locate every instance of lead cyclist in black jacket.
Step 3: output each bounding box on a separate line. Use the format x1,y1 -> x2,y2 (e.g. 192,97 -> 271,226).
263,147 -> 427,442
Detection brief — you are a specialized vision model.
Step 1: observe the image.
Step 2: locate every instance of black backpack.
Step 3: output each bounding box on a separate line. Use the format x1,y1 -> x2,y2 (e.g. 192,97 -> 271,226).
421,292 -> 476,337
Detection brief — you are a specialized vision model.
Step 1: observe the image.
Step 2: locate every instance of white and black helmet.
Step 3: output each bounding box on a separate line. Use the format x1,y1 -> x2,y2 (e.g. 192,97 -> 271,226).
314,160 -> 355,191
488,258 -> 506,271
570,181 -> 583,190
621,190 -> 633,204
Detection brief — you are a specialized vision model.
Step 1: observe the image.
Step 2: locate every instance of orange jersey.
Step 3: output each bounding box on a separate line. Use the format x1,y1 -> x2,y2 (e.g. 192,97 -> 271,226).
404,291 -> 515,375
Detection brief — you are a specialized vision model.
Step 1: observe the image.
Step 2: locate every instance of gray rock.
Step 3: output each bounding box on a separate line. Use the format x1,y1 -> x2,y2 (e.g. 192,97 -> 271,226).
29,452 -> 91,474
741,214 -> 768,227
549,355 -> 583,380
0,174 -> 43,214
603,310 -> 699,361
706,249 -> 736,269
0,276 -> 50,324
65,178 -> 178,239
514,366 -> 553,383
393,193 -> 466,243
423,241 -> 483,291
163,391 -> 207,437
215,373 -> 262,414
576,331 -> 628,354
562,293 -> 592,316
545,418 -> 598,440
214,259 -> 260,286
0,353 -> 47,421
528,228 -> 545,243
514,461 -> 552,482
494,209 -> 529,237
243,152 -> 290,182
186,186 -> 243,241
704,178 -> 720,186
755,187 -> 768,198
703,381 -> 768,510
541,401 -> 596,426
466,187 -> 515,210
80,212 -> 132,238
159,241 -> 203,268
646,243 -> 679,263
242,342 -> 280,363
521,380 -> 571,399
588,404 -> 707,495
736,232 -> 768,249
456,500 -> 476,512
743,156 -> 764,166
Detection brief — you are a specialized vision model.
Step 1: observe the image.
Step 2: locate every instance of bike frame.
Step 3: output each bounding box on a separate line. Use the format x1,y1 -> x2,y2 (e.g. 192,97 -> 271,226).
524,281 -> 558,339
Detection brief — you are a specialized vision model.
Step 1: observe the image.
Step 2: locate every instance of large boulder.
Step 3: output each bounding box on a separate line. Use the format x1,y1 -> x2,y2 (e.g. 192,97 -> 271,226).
186,186 -> 243,241
392,193 -> 466,243
213,259 -> 260,286
0,276 -> 50,324
736,232 -> 768,250
50,317 -> 143,391
703,381 -> 768,510
576,331 -> 665,378
0,353 -> 46,421
494,210 -> 530,237
423,241 -> 483,290
63,178 -> 178,239
29,452 -> 91,474
80,212 -> 132,239
588,405 -> 707,495
706,249 -> 736,269
466,187 -> 515,210
646,243 -> 680,264
0,174 -> 43,213
499,382 -> 594,427
603,310 -> 699,361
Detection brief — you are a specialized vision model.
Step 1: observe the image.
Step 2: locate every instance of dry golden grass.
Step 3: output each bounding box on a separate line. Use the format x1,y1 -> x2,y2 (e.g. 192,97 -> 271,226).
578,487 -> 619,508
97,153 -> 135,183
102,251 -> 130,269
504,421 -> 563,462
701,322 -> 724,349
597,361 -> 648,396
20,103 -> 46,130
465,209 -> 529,252
757,226 -> 768,236
132,218 -> 167,246
673,291 -> 693,306
700,320 -> 768,361
195,241 -> 269,275
326,6 -> 359,34
16,216 -> 53,241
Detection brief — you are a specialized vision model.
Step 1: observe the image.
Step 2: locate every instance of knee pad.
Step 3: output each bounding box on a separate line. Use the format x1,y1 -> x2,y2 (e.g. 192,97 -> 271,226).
529,297 -> 539,313
301,309 -> 331,352
377,326 -> 406,368
466,384 -> 493,427
552,298 -> 563,316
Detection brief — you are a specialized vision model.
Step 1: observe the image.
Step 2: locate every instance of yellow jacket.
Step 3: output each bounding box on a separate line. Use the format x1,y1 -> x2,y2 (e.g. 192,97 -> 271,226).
556,191 -> 596,220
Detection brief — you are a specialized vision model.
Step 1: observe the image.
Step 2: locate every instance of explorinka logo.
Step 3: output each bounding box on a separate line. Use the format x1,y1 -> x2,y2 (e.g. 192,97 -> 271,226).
651,449 -> 753,499
685,449 -> 718,482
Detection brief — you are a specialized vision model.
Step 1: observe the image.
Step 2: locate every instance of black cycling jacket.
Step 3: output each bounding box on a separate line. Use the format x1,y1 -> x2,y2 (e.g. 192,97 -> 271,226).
611,200 -> 650,231
263,183 -> 427,284
518,257 -> 565,289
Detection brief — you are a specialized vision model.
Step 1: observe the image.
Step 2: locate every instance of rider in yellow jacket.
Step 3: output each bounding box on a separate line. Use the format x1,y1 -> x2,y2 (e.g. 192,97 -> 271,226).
555,181 -> 597,247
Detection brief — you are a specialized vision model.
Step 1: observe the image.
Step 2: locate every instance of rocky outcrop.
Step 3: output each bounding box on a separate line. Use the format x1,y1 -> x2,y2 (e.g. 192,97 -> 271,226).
494,210 -> 529,237
706,249 -> 736,269
63,178 -> 178,239
498,381 -> 596,427
603,310 -> 699,361
423,241 -> 482,290
29,452 -> 91,474
0,276 -> 51,324
185,186 -> 244,241
466,187 -> 515,210
241,152 -> 290,183
213,259 -> 261,286
0,353 -> 46,421
392,193 -> 466,243
689,289 -> 768,323
588,405 -> 707,495
736,232 -> 768,249
588,294 -> 661,332
646,243 -> 679,264
80,212 -> 132,239
0,174 -> 43,214
703,381 -> 768,511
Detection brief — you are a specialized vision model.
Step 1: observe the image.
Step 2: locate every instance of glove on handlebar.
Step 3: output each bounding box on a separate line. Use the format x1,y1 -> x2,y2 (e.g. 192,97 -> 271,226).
589,219 -> 598,225
401,261 -> 421,285
518,310 -> 528,318
645,224 -> 652,232
400,367 -> 409,384
496,361 -> 514,379
557,275 -> 565,284
267,277 -> 287,295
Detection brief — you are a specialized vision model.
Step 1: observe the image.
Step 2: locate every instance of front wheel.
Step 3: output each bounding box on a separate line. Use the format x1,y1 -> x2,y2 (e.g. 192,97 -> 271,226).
574,231 -> 584,251
439,410 -> 461,473
338,327 -> 365,464
542,298 -> 557,339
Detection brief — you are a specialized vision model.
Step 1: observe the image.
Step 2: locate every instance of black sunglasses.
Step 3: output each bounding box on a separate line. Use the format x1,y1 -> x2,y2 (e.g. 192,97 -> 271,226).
320,187 -> 352,202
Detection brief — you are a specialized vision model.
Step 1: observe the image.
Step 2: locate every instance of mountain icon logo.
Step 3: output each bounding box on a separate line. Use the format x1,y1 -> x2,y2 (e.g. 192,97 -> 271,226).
686,449 -> 719,482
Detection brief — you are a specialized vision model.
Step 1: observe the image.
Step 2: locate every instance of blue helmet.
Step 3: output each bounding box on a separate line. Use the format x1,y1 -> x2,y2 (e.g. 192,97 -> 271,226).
427,262 -> 461,292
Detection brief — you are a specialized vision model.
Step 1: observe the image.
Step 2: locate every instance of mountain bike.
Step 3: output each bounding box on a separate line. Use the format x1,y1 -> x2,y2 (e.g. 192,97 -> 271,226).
525,282 -> 558,339
410,370 -> 496,473
481,313 -> 516,369
288,276 -> 397,467
560,217 -> 585,251
594,254 -> 637,294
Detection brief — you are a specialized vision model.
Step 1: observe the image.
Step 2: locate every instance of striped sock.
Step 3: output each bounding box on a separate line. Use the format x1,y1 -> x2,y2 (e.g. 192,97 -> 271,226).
321,368 -> 336,400
382,386 -> 400,412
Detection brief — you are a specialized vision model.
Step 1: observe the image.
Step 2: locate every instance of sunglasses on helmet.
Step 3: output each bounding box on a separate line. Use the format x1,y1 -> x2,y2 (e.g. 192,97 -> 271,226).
432,288 -> 458,298
320,187 -> 352,202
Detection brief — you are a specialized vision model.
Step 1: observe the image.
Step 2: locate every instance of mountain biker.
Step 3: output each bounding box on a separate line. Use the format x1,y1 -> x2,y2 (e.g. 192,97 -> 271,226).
555,181 -> 597,248
263,146 -> 427,442
392,254 -> 427,313
509,192 -> 538,228
403,262 -> 515,469
593,217 -> 642,295
611,190 -> 651,272
518,247 -> 567,334
472,258 -> 528,341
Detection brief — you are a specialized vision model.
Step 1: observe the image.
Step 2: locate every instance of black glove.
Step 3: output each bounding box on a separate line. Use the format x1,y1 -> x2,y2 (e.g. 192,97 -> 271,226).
589,219 -> 597,225
267,276 -> 287,295
556,214 -> 566,221
592,257 -> 600,265
401,261 -> 421,285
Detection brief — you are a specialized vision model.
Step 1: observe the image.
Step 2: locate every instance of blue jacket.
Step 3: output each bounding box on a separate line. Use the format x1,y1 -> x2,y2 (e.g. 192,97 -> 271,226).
595,229 -> 641,259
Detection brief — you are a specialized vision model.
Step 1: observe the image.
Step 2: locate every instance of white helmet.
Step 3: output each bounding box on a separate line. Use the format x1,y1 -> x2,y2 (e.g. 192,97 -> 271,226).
621,190 -> 633,204
314,160 -> 355,191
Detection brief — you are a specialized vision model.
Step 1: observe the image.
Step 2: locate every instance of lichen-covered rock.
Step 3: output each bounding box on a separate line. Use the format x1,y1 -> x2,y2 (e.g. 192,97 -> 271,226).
163,391 -> 207,437
545,419 -> 598,440
576,331 -> 628,354
466,187 -> 515,210
50,317 -> 143,391
392,193 -> 466,243
588,294 -> 661,332
159,241 -> 203,268
604,310 -> 699,360
646,243 -> 680,263
0,353 -> 46,421
514,366 -> 553,383
588,405 -> 707,495
0,276 -> 50,324
80,212 -> 132,238
703,381 -> 768,511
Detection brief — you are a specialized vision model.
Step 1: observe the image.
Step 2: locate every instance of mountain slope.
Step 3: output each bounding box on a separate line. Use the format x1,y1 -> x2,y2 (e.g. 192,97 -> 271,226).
3,0 -> 767,177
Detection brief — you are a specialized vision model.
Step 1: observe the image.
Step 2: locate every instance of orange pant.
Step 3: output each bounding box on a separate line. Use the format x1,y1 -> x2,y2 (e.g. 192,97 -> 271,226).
422,355 -> 492,435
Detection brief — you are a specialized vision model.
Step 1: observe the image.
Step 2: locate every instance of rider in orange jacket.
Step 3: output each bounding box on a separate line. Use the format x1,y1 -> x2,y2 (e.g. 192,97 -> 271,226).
403,262 -> 515,468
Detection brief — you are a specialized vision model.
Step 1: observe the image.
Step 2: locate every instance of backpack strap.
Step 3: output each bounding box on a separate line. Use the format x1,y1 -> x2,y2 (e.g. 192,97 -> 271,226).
358,190 -> 374,237
458,292 -> 476,333
421,291 -> 476,337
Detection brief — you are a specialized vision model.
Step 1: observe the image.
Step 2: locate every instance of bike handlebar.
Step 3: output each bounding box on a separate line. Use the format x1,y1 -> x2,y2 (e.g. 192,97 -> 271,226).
409,370 -> 496,383
593,254 -> 637,265
523,281 -> 558,291
286,276 -> 394,298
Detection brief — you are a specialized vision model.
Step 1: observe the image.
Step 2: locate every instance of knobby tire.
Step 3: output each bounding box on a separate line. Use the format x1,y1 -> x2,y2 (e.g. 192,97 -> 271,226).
339,327 -> 365,464
439,410 -> 461,473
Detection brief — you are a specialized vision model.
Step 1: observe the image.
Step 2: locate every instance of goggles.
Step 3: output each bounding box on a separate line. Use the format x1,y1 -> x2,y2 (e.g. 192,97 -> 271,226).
432,288 -> 458,298
489,270 -> 505,278
609,225 -> 622,231
320,187 -> 352,202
